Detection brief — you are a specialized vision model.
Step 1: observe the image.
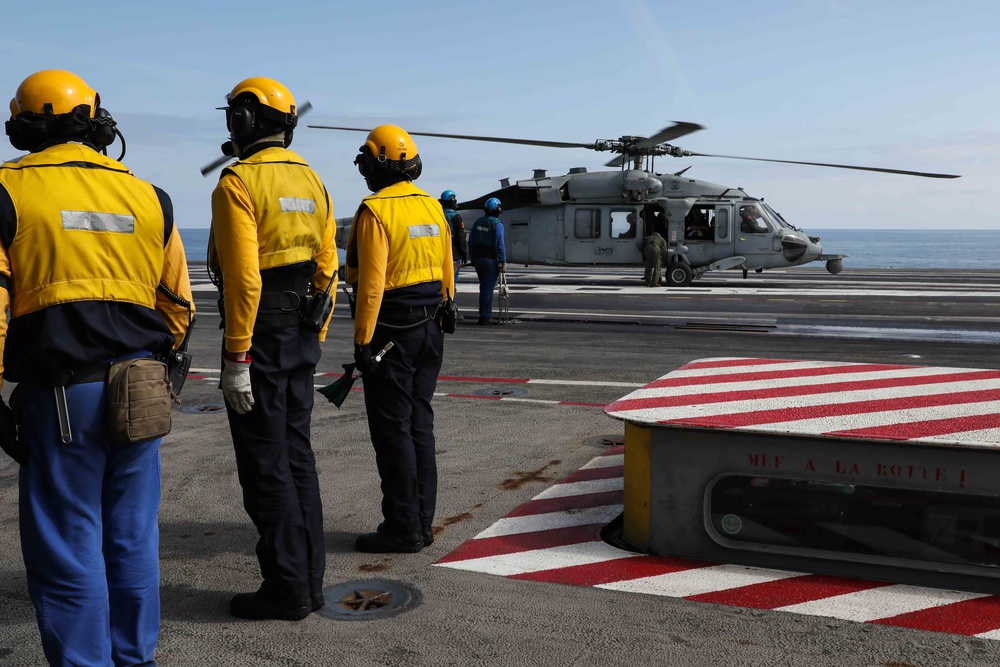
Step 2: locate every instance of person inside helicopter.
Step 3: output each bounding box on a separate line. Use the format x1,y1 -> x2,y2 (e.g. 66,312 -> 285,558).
685,208 -> 712,240
641,204 -> 667,237
739,205 -> 770,234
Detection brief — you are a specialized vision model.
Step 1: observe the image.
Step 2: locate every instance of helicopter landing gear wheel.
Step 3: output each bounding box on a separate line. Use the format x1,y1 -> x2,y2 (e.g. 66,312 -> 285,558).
666,261 -> 694,287
742,269 -> 748,279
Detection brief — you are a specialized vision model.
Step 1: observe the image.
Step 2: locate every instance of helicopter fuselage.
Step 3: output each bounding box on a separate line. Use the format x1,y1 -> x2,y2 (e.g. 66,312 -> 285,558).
454,168 -> 836,285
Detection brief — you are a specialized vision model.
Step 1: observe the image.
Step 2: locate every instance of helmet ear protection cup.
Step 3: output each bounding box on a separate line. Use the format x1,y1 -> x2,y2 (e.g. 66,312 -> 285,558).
353,145 -> 376,179
227,105 -> 255,144
409,156 -> 423,180
90,102 -> 117,149
5,108 -> 38,151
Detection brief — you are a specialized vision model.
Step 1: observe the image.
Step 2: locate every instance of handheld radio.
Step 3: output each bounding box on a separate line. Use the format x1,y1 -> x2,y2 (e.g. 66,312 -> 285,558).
301,273 -> 336,334
157,283 -> 195,395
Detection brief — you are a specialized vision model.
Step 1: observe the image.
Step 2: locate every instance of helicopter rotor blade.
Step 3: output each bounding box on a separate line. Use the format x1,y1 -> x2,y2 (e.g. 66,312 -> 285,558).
605,156 -> 627,168
635,121 -> 704,148
307,125 -> 597,150
199,154 -> 232,177
686,152 -> 960,179
201,101 -> 313,177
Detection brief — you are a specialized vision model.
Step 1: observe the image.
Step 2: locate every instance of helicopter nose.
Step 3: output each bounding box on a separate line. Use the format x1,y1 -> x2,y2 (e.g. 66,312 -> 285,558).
807,238 -> 823,261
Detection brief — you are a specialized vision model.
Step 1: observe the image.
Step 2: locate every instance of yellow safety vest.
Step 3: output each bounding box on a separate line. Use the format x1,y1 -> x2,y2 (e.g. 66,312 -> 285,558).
347,180 -> 449,290
210,147 -> 331,272
0,143 -> 164,318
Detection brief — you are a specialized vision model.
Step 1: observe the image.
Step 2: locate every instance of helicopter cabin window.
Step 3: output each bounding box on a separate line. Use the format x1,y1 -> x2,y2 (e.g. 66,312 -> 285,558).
739,204 -> 771,234
716,208 -> 729,239
684,205 -> 716,241
610,210 -> 638,239
574,209 -> 601,239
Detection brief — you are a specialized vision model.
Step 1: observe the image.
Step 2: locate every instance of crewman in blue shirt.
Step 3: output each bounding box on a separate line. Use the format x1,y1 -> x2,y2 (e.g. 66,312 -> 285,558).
440,190 -> 469,288
469,197 -> 506,324
0,69 -> 194,666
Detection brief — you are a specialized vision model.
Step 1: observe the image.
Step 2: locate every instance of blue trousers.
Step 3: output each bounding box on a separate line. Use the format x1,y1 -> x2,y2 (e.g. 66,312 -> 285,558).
16,380 -> 161,667
473,259 -> 499,321
362,320 -> 443,535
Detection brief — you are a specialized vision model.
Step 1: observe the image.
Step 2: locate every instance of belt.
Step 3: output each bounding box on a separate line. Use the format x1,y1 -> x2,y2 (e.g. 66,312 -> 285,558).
64,361 -> 113,385
255,291 -> 307,332
258,291 -> 306,312
377,304 -> 438,328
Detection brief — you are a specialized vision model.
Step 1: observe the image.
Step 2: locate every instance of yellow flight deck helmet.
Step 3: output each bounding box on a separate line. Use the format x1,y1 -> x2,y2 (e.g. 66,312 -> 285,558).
5,69 -> 121,155
223,76 -> 298,152
10,69 -> 98,118
354,124 -> 423,190
227,76 -> 297,115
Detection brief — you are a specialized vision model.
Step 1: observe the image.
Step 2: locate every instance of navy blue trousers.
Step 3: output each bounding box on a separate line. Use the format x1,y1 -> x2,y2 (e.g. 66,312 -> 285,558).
473,259 -> 499,321
362,320 -> 443,535
225,326 -> 324,601
16,379 -> 161,667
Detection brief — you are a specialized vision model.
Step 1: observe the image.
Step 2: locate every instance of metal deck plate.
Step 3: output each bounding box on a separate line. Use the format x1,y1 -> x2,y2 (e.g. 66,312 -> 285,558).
318,579 -> 422,621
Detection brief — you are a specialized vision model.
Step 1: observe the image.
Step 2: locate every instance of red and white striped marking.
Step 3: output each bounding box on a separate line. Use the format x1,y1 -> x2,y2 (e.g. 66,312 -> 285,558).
434,445 -> 1000,638
605,357 -> 1000,446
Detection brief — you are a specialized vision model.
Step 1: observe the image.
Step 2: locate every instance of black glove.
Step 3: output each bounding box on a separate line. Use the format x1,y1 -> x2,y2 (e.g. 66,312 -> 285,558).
354,344 -> 380,376
0,396 -> 26,465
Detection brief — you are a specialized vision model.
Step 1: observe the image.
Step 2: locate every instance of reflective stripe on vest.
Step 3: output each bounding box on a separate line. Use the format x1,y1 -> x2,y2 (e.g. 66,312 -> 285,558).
223,148 -> 329,271
0,144 -> 164,317
358,181 -> 448,291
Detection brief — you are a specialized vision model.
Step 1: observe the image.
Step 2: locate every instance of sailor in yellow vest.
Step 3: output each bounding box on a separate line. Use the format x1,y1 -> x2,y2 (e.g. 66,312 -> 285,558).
208,77 -> 337,621
346,125 -> 454,553
0,70 -> 193,666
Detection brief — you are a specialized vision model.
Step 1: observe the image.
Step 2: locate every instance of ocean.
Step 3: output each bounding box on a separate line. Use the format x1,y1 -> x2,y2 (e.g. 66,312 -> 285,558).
177,228 -> 1000,271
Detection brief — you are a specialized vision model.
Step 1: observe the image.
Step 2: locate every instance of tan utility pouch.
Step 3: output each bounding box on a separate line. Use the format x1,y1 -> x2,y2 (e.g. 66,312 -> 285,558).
107,358 -> 173,443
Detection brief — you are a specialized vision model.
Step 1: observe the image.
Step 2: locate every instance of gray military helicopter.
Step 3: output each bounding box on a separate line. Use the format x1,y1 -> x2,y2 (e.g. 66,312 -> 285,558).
310,122 -> 959,286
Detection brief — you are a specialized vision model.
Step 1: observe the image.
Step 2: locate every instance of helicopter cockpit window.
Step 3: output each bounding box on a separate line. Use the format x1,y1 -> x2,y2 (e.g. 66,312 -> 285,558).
763,202 -> 797,230
684,205 -> 715,241
739,204 -> 771,234
574,208 -> 601,239
610,210 -> 638,239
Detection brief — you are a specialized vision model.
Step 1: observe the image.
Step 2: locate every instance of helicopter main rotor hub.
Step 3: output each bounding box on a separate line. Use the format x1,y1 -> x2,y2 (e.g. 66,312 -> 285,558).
592,138 -> 693,159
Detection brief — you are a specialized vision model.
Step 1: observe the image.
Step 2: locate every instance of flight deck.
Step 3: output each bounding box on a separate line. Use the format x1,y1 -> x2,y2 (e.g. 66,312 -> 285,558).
3,267 -> 1000,666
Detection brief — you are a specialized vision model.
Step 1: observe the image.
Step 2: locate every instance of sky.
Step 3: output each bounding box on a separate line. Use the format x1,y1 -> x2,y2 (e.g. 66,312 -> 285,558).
1,0 -> 997,231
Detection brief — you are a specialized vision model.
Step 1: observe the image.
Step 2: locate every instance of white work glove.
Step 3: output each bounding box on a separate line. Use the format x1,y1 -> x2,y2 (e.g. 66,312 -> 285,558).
222,359 -> 254,414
